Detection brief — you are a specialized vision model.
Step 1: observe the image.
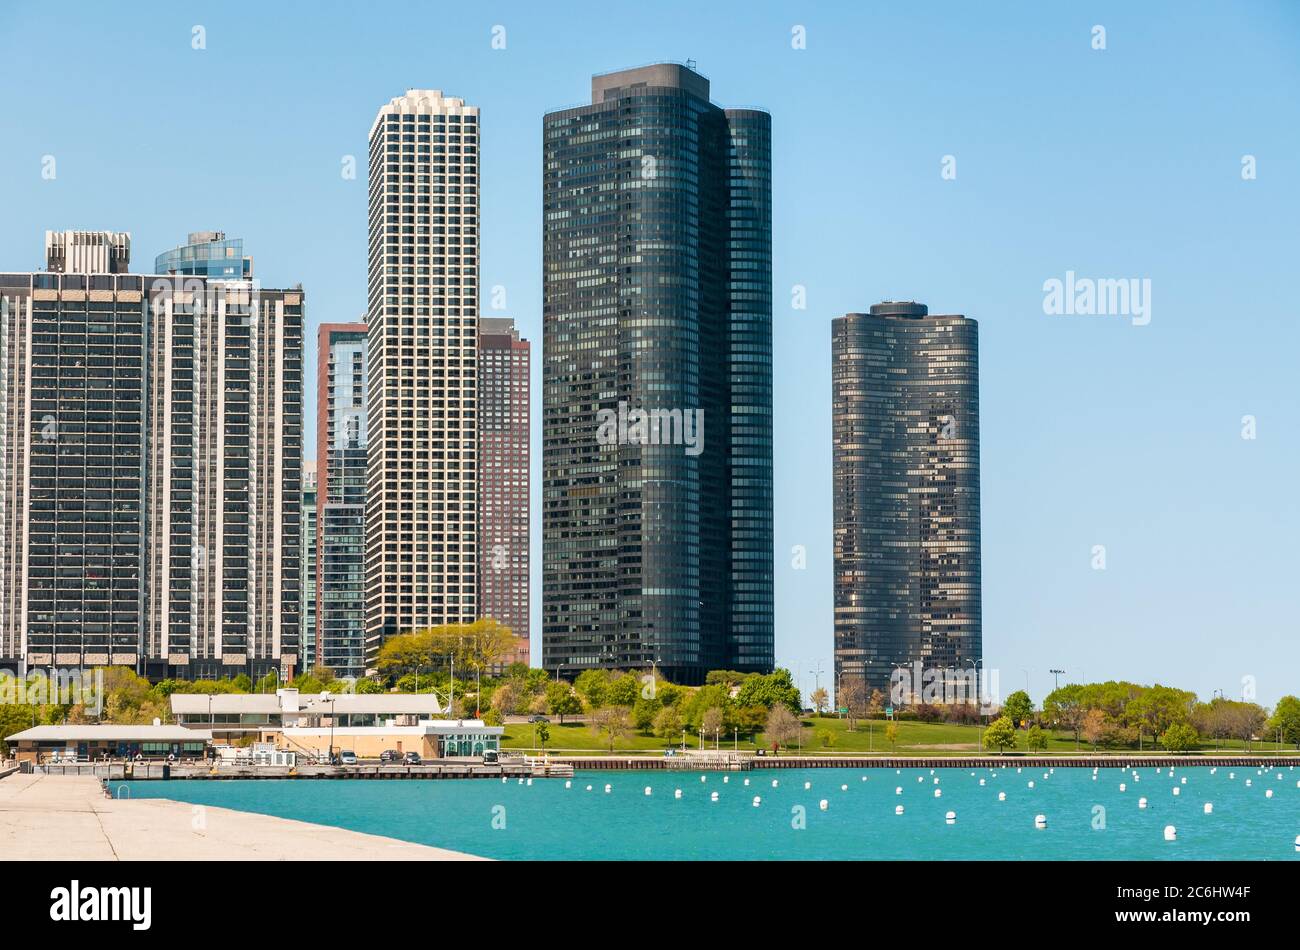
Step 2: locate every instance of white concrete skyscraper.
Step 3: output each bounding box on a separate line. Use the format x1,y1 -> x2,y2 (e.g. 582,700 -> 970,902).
364,90 -> 480,667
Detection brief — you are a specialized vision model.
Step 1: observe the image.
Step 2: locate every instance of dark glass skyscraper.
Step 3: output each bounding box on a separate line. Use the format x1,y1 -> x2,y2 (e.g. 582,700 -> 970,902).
831,303 -> 981,701
542,64 -> 773,685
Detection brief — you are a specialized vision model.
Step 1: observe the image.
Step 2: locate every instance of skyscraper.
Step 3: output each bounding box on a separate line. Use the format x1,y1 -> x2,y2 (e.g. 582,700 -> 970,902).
155,231 -> 253,281
302,461 -> 318,672
317,323 -> 368,678
142,275 -> 303,681
478,317 -> 530,665
831,302 -> 981,702
0,233 -> 304,680
364,91 -> 480,668
541,64 -> 774,684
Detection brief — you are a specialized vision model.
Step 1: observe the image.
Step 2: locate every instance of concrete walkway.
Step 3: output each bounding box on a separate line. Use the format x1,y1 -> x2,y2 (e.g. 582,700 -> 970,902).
0,773 -> 483,860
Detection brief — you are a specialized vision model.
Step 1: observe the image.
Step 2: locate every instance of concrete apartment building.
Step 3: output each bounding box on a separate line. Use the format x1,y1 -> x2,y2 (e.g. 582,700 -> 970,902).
364,90 -> 481,669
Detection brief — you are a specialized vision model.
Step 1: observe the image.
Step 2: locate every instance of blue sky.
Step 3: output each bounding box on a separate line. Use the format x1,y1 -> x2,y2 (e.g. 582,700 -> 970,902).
2,1 -> 1297,704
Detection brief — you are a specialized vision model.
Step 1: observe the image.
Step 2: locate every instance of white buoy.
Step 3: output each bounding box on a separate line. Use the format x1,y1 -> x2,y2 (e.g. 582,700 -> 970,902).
565,780 -> 571,788
1181,777 -> 1187,785
998,792 -> 1006,801
526,778 -> 533,786
710,791 -> 719,801
502,777 -> 508,784
819,799 -> 828,811
979,778 -> 986,786
1294,835 -> 1300,852
934,777 -> 940,785
1266,789 -> 1274,799
1092,775 -> 1097,781
517,778 -> 524,785
1139,797 -> 1148,809
701,775 -> 707,783
674,789 -> 682,799
917,776 -> 924,783
644,786 -> 652,796
1120,783 -> 1127,792
604,784 -> 612,793
895,786 -> 902,795
1028,780 -> 1035,788
1246,779 -> 1253,787
804,781 -> 811,790
723,776 -> 729,783
1164,825 -> 1177,841
1173,787 -> 1180,797
934,788 -> 942,798
1034,814 -> 1047,828
752,796 -> 761,807
1229,772 -> 1235,779
862,775 -> 868,782
1211,767 -> 1217,774
895,804 -> 904,815
945,810 -> 956,824
585,785 -> 593,791
771,779 -> 778,788
1203,802 -> 1213,814
743,778 -> 750,786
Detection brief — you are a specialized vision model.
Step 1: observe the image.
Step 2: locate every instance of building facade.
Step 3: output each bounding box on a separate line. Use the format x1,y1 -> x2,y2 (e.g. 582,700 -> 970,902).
364,90 -> 480,668
478,317 -> 529,661
317,323 -> 368,678
155,231 -> 253,281
831,302 -> 981,702
541,64 -> 774,684
0,233 -> 304,680
301,461 -> 318,671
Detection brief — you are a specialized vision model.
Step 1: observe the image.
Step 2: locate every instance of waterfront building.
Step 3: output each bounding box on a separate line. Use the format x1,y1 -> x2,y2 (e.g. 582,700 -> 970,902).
541,64 -> 774,684
0,232 -> 304,680
831,302 -> 981,701
364,90 -> 480,669
5,724 -> 212,764
170,687 -> 446,740
154,230 -> 253,280
478,317 -> 529,664
316,323 -> 369,678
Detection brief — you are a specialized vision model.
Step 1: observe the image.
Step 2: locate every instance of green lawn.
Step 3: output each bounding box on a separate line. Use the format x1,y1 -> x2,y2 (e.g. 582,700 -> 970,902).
501,716 -> 1298,757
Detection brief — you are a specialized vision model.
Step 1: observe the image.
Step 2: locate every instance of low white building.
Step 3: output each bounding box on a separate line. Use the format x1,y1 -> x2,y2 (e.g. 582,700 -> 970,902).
170,688 -> 445,740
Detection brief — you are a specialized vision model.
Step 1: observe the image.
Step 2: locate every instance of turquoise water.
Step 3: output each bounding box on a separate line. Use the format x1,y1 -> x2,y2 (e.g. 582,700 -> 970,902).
125,765 -> 1300,860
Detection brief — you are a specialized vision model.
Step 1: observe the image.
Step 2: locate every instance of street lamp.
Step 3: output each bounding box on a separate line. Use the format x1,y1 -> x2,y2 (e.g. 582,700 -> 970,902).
1049,668 -> 1066,692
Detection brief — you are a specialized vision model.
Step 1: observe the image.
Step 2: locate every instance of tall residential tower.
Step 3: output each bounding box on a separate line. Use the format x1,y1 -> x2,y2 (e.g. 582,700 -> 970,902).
364,91 -> 480,667
541,64 -> 773,684
478,317 -> 530,665
831,302 -> 981,701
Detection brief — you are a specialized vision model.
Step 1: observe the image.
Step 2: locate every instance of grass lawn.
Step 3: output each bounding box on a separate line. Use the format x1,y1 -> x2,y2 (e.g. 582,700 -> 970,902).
501,716 -> 1298,757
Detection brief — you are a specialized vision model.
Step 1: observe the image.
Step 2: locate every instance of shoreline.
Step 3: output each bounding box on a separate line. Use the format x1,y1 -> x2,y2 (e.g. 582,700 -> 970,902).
0,773 -> 484,861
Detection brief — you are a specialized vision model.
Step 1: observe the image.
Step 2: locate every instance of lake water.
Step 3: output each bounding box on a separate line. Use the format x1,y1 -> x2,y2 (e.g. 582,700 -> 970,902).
125,765 -> 1300,860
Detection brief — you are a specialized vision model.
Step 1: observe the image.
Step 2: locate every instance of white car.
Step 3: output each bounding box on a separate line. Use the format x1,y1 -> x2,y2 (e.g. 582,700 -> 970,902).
338,750 -> 358,766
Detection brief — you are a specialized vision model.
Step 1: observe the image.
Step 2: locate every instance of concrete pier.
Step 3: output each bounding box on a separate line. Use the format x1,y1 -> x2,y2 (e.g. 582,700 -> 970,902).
0,773 -> 483,861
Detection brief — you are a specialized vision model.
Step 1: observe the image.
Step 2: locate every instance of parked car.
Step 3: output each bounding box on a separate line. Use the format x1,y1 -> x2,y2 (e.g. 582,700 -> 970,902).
338,750 -> 358,766
528,714 -> 550,723
402,751 -> 422,765
379,749 -> 401,763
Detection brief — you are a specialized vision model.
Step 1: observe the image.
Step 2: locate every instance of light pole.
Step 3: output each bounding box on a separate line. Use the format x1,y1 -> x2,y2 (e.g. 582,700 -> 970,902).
1049,668 -> 1066,692
809,662 -> 823,713
326,695 -> 336,764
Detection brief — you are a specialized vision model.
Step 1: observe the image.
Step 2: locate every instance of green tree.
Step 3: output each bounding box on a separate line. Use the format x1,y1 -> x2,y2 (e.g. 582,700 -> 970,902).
1266,696 -> 1300,748
605,672 -> 642,708
545,680 -> 582,724
653,705 -> 684,743
1043,684 -> 1086,748
735,669 -> 801,714
1025,724 -> 1048,751
983,716 -> 1017,753
810,686 -> 830,716
1001,691 -> 1034,729
701,707 -> 724,747
1160,722 -> 1199,753
535,721 -> 550,751
573,669 -> 610,709
884,721 -> 898,752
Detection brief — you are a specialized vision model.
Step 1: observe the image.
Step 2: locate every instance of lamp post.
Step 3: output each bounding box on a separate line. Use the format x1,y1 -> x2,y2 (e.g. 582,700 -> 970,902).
1049,668 -> 1066,692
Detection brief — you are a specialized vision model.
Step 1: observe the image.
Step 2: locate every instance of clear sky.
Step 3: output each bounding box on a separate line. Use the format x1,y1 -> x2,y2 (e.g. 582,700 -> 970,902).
2,1 -> 1297,704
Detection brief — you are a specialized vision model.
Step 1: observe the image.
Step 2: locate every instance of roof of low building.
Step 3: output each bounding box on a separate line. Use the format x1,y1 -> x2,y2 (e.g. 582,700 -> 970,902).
169,690 -> 444,717
6,725 -> 212,742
